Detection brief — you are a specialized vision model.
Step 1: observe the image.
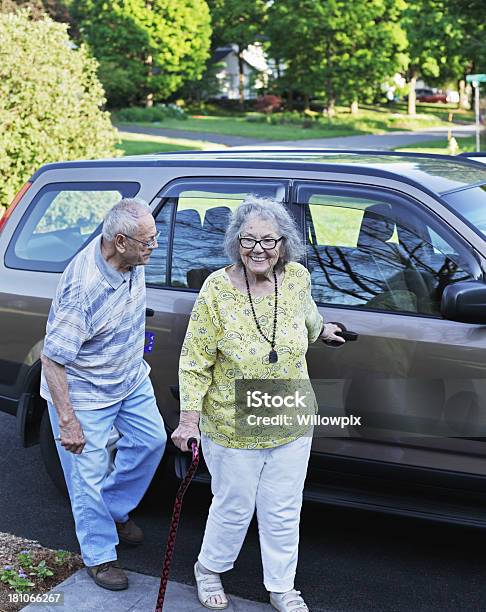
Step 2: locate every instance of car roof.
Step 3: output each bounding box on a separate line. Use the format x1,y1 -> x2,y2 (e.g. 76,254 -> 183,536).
30,149 -> 486,196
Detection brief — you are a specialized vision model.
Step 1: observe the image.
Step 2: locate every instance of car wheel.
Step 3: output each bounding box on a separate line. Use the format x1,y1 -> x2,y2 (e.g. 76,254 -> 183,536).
39,408 -> 68,497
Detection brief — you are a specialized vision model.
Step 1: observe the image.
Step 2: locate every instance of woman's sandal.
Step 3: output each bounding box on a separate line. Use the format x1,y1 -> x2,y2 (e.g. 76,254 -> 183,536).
270,589 -> 309,611
194,561 -> 229,610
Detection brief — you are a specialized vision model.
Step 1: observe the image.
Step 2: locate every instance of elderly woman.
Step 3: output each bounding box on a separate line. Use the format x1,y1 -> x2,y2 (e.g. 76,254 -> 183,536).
171,196 -> 344,611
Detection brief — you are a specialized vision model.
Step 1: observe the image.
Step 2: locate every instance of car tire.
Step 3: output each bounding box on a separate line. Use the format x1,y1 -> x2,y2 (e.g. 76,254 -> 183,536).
39,408 -> 68,498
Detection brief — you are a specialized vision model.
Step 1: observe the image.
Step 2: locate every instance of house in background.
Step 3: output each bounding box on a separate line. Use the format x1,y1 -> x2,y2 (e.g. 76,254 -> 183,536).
212,43 -> 272,100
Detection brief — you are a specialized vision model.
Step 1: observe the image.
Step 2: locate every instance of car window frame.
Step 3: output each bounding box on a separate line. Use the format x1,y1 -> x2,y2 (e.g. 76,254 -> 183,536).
4,180 -> 141,273
146,176 -> 292,292
292,180 -> 483,318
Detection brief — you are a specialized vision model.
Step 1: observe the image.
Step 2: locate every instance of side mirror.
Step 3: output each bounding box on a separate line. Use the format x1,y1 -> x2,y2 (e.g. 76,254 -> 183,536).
441,280 -> 486,323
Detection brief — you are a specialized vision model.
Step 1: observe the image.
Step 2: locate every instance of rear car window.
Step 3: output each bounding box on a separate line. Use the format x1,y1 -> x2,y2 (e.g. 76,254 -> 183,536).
4,182 -> 140,272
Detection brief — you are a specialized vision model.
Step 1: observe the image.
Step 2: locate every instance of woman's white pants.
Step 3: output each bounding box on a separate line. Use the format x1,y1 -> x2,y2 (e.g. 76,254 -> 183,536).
198,433 -> 313,593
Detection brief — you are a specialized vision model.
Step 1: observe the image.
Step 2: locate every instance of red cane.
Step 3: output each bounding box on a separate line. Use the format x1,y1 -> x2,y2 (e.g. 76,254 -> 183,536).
155,437 -> 200,612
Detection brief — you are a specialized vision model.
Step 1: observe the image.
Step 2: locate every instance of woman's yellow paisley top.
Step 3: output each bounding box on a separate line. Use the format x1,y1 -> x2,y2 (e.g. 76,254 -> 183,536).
179,261 -> 323,449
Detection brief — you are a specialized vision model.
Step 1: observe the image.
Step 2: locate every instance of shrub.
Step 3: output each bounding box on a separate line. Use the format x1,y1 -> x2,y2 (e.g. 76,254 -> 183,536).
0,10 -> 119,208
255,95 -> 282,114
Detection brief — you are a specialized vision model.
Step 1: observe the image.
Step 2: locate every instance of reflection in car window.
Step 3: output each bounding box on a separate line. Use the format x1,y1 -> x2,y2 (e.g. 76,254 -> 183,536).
171,196 -> 238,289
306,194 -> 474,315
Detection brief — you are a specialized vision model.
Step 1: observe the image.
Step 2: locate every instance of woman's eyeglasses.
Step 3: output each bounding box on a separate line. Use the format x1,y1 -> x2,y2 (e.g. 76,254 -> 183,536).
238,236 -> 283,250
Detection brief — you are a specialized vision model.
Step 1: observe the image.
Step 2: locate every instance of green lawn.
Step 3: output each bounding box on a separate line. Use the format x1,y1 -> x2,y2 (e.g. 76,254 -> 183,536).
372,101 -> 474,123
115,131 -> 209,156
117,115 -> 358,140
395,135 -> 483,155
114,103 -> 475,142
117,139 -> 193,155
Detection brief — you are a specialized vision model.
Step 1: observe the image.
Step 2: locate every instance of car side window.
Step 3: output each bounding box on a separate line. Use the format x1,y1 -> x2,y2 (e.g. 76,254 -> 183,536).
5,182 -> 140,272
302,190 -> 476,316
146,179 -> 289,290
172,196 -> 236,289
144,203 -> 172,286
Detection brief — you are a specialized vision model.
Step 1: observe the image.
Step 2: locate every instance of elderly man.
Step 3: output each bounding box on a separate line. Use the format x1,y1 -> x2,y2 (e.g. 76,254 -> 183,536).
40,198 -> 166,591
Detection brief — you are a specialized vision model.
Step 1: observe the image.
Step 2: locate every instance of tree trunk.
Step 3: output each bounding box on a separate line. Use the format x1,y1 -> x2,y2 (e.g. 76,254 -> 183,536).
326,96 -> 335,118
238,50 -> 245,110
325,43 -> 335,118
350,100 -> 358,114
304,94 -> 310,111
408,73 -> 417,116
145,0 -> 153,108
287,89 -> 294,111
459,79 -> 469,110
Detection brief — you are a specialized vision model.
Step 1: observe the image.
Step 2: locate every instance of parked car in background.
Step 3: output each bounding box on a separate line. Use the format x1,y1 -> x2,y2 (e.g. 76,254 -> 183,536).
415,88 -> 447,103
2,150 -> 486,528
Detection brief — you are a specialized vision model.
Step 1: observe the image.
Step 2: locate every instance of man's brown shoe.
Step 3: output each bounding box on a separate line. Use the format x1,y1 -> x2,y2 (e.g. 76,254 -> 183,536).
86,560 -> 128,591
116,518 -> 144,545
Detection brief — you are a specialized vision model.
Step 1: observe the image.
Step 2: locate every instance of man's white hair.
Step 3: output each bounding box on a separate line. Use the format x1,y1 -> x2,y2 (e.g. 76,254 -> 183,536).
102,198 -> 150,242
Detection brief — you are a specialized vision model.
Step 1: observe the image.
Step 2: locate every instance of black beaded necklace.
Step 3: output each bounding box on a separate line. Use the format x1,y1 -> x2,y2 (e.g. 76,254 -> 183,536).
243,266 -> 279,364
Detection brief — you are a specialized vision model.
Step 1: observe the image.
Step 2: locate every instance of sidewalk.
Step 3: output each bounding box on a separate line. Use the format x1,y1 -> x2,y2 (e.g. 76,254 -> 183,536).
21,568 -> 272,612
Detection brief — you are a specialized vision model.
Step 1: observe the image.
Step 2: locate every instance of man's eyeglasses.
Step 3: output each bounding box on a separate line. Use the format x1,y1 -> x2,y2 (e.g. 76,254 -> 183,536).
120,231 -> 160,249
238,236 -> 284,250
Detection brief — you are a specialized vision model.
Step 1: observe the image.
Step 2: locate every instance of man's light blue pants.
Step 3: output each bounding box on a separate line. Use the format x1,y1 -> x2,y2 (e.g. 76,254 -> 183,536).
47,376 -> 166,567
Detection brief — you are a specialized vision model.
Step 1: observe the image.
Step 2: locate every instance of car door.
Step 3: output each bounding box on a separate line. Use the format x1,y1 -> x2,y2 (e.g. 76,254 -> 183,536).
143,177 -> 291,434
296,181 -> 486,475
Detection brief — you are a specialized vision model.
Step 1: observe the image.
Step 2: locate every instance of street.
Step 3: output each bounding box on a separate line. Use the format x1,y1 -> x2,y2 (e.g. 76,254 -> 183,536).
2,411 -> 486,611
115,123 -> 479,151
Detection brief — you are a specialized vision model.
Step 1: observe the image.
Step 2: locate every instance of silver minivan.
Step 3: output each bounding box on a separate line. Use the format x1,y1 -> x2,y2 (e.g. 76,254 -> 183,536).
2,150 -> 486,527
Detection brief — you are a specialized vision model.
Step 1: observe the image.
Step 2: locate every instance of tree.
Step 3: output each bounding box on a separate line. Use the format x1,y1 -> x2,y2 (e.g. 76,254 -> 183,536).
402,0 -> 464,115
206,0 -> 267,108
72,0 -> 211,108
340,0 -> 408,113
447,0 -> 486,71
267,0 -> 408,115
0,10 -> 118,209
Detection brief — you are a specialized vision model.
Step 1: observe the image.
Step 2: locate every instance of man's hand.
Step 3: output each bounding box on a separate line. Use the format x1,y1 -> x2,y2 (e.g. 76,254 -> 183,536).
41,354 -> 86,454
58,415 -> 86,455
171,410 -> 200,452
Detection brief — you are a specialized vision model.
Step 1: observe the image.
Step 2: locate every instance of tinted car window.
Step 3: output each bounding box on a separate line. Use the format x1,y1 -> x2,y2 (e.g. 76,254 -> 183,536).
172,195 -> 238,289
442,185 -> 486,237
145,203 -> 172,286
303,190 -> 475,315
5,182 -> 139,272
147,179 -> 289,290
